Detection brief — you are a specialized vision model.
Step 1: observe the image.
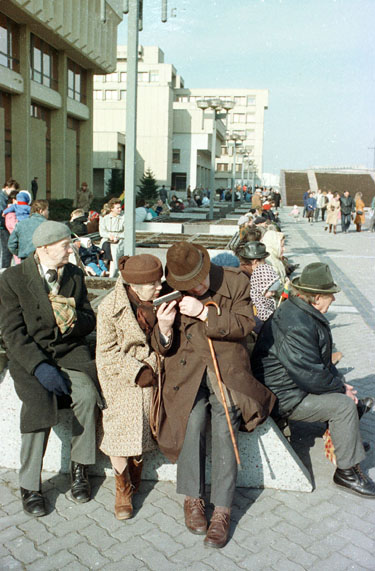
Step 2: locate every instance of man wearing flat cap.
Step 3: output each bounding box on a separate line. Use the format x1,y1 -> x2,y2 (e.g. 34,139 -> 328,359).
153,241 -> 275,548
0,221 -> 102,517
252,262 -> 375,498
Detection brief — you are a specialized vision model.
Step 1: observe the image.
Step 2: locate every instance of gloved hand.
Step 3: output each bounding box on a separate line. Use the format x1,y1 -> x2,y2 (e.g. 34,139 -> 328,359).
34,362 -> 70,396
135,365 -> 157,388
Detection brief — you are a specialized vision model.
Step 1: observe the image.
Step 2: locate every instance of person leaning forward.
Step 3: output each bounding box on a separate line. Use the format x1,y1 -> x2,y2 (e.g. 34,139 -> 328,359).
251,262 -> 375,498
152,241 -> 275,549
0,221 -> 103,517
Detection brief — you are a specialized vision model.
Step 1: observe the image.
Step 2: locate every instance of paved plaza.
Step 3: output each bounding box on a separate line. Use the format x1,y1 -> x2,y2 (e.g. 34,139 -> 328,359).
1,207 -> 375,570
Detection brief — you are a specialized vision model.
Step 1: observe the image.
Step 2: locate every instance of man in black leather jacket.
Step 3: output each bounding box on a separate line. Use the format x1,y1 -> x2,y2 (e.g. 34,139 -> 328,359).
339,191 -> 355,233
252,262 -> 375,498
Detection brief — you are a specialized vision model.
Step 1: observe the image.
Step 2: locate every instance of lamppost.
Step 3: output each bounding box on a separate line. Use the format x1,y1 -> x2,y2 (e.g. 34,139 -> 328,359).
123,0 -> 168,256
238,149 -> 249,200
226,131 -> 246,207
196,98 -> 234,220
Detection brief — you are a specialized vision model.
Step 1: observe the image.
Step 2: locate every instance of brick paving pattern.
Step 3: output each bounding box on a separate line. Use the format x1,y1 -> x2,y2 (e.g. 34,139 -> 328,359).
1,207 -> 375,569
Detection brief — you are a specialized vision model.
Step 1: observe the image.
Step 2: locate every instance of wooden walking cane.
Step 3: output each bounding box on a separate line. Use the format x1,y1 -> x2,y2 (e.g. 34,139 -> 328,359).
204,301 -> 241,466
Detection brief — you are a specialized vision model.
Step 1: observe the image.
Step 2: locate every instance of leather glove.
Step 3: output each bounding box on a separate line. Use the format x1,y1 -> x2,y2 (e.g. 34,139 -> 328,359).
135,365 -> 157,388
34,362 -> 70,396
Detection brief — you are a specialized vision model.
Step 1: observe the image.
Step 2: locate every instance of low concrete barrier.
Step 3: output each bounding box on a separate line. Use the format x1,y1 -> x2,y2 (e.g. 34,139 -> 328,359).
1,369 -> 313,492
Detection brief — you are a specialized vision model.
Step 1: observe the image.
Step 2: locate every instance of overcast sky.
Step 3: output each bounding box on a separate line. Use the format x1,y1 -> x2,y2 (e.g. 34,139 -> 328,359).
117,0 -> 375,175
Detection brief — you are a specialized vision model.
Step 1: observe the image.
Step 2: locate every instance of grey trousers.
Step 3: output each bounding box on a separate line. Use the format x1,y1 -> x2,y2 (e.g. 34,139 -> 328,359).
19,368 -> 98,490
288,392 -> 365,469
176,374 -> 242,508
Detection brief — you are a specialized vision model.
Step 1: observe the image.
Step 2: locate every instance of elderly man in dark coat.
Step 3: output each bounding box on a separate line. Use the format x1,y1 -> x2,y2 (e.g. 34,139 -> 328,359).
153,241 -> 275,549
251,262 -> 375,498
0,221 -> 101,517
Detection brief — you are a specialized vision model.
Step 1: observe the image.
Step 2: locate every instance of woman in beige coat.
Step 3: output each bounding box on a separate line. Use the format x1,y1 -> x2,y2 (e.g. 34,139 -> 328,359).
325,192 -> 340,234
96,254 -> 163,520
354,192 -> 365,232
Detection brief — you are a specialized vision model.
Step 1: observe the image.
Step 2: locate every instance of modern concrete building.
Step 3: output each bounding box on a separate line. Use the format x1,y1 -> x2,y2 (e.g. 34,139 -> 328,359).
93,46 -> 268,195
0,0 -> 123,200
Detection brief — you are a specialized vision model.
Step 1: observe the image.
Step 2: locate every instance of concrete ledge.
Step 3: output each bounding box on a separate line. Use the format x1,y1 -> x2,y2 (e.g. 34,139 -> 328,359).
1,369 -> 312,492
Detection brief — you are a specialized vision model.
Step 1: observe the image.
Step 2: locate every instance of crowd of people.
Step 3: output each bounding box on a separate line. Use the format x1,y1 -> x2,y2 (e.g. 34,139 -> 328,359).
0,178 -> 375,550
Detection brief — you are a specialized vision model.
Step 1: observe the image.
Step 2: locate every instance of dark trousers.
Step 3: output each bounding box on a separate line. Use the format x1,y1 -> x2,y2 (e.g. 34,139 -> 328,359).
0,228 -> 11,268
321,207 -> 327,221
19,368 -> 98,490
176,374 -> 242,508
341,213 -> 351,232
288,393 -> 365,469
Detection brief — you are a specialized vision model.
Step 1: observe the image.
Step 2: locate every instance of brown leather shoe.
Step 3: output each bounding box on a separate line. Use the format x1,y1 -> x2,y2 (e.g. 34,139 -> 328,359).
184,497 -> 207,535
114,468 -> 134,520
204,510 -> 230,548
128,456 -> 143,493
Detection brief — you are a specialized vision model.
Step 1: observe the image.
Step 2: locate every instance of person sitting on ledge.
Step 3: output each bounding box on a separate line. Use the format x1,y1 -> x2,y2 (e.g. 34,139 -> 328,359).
251,262 -> 375,498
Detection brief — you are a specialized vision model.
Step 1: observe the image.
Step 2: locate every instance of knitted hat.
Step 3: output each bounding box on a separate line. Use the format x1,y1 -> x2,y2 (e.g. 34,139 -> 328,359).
119,254 -> 163,284
166,242 -> 211,290
292,263 -> 340,294
16,191 -> 31,205
33,221 -> 71,248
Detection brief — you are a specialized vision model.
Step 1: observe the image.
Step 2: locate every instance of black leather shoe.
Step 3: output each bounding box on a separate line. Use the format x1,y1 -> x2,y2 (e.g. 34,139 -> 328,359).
20,488 -> 46,517
357,397 -> 374,419
333,464 -> 375,498
71,462 -> 90,503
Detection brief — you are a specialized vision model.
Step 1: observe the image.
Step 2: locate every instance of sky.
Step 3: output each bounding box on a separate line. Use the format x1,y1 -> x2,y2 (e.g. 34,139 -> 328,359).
117,0 -> 375,175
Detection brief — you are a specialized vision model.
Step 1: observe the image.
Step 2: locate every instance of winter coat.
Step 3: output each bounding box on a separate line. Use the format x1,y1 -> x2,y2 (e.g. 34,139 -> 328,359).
251,295 -> 345,418
354,198 -> 365,225
251,193 -> 262,209
3,203 -> 30,221
68,216 -> 88,237
0,256 -> 98,433
340,195 -> 355,215
325,198 -> 340,225
75,187 -> 93,211
7,214 -> 47,259
96,277 -> 157,457
79,244 -> 102,266
261,231 -> 286,287
151,264 -> 276,463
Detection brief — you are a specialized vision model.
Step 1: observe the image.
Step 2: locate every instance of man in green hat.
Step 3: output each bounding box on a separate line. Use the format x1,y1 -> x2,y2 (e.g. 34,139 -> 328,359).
251,262 -> 375,498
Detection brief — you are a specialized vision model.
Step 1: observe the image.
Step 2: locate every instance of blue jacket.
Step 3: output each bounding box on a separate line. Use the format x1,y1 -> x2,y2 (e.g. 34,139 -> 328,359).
8,214 -> 47,259
3,203 -> 31,221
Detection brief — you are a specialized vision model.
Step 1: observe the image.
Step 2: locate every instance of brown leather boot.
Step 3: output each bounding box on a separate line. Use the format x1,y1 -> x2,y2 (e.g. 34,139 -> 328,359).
184,497 -> 207,535
204,509 -> 231,548
128,456 -> 143,493
329,224 -> 332,233
114,468 -> 134,520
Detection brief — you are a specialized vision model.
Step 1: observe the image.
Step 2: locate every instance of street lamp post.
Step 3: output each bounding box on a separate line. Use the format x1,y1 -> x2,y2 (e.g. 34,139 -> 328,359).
197,98 -> 234,220
226,131 -> 246,208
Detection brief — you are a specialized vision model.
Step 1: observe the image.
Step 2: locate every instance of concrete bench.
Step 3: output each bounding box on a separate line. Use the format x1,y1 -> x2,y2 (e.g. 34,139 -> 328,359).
1,369 -> 312,492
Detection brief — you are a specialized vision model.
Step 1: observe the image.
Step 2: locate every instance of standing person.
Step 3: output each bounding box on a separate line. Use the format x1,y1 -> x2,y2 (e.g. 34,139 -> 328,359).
320,191 -> 329,221
306,192 -> 316,223
31,177 -> 38,201
353,192 -> 365,233
153,242 -> 275,548
273,189 -> 281,211
75,182 -> 93,213
314,189 -> 324,221
159,184 -> 168,204
251,189 -> 262,210
302,189 -> 309,218
324,192 -> 341,234
0,221 -> 102,517
0,178 -> 19,268
369,195 -> 375,233
340,191 -> 355,233
99,198 -> 124,277
96,254 -> 163,519
8,200 -> 49,262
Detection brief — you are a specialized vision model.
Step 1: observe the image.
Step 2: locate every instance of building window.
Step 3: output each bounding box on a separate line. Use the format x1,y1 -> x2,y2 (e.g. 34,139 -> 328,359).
217,163 -> 229,172
232,113 -> 246,123
120,72 -> 127,82
172,149 -> 180,164
30,34 -> 58,90
247,96 -> 256,105
106,72 -> 118,82
95,75 -> 105,82
0,91 -> 12,179
68,59 -> 86,103
138,72 -> 149,83
0,14 -> 19,72
94,90 -> 103,100
120,90 -> 126,100
150,71 -> 159,83
234,96 -> 246,106
221,146 -> 228,156
105,90 -> 118,100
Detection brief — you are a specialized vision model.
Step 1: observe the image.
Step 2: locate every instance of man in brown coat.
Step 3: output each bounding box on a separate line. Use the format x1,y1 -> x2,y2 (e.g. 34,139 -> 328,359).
154,242 -> 275,548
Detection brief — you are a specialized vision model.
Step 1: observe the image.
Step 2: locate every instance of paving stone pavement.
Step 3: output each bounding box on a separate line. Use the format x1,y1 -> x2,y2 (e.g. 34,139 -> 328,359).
1,207 -> 375,570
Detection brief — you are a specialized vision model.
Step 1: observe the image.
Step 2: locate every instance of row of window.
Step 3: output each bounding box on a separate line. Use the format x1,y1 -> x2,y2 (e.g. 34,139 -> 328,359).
94,90 -> 126,101
217,163 -> 244,173
175,95 -> 256,106
0,13 -> 86,102
95,71 -> 160,84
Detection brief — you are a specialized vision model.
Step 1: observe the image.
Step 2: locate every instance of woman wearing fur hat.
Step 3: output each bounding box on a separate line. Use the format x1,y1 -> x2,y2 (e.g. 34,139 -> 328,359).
96,254 -> 163,520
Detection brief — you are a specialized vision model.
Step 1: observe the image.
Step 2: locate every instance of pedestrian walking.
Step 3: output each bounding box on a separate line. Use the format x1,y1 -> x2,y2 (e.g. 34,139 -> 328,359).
340,191 -> 355,233
324,192 -> 340,234
353,192 -> 365,232
31,177 -> 38,200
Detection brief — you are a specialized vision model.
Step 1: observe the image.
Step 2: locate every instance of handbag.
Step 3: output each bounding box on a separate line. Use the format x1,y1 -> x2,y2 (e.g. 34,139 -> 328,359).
149,353 -> 164,441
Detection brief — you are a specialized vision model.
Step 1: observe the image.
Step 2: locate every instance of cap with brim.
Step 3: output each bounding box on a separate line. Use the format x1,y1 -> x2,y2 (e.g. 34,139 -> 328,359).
292,262 -> 341,294
166,242 -> 211,291
33,221 -> 71,248
240,241 -> 269,260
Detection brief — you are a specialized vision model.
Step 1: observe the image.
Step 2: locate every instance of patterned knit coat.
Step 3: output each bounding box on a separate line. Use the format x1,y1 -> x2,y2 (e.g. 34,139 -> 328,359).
96,277 -> 157,457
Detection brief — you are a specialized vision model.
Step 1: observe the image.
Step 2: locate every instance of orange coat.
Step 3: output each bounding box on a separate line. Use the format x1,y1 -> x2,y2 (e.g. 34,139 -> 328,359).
354,198 -> 365,225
